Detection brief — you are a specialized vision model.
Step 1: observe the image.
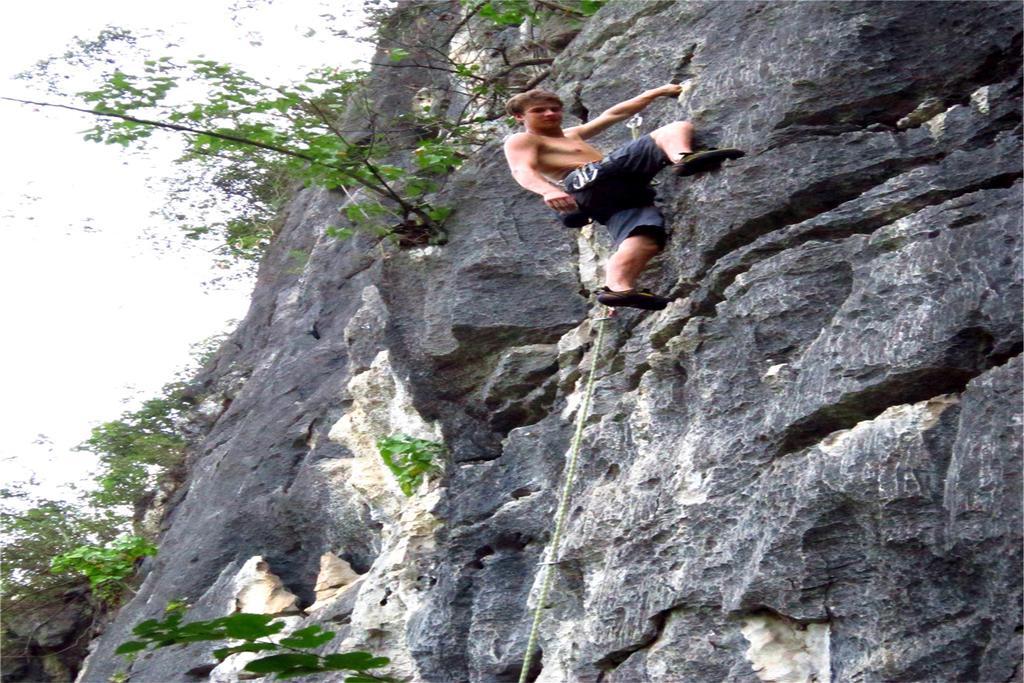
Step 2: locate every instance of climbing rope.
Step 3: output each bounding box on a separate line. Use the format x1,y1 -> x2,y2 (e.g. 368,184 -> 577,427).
518,310 -> 615,683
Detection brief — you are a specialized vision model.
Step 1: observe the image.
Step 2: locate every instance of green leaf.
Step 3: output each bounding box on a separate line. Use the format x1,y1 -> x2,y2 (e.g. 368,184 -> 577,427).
114,640 -> 149,655
279,625 -> 335,649
326,226 -> 354,240
375,434 -> 444,497
213,642 -> 279,661
388,48 -> 410,63
134,616 -> 173,635
323,652 -> 390,671
244,653 -> 320,674
221,613 -> 282,640
278,667 -> 328,679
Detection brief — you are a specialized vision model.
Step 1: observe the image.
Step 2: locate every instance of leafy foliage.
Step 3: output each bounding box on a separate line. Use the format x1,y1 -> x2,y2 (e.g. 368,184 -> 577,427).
2,388 -> 187,616
16,27 -> 140,95
76,383 -> 192,509
478,0 -> 536,26
2,334 -> 222,623
117,610 -> 393,681
376,434 -> 445,496
68,56 -> 460,247
469,0 -> 608,27
15,0 -> 611,261
171,156 -> 294,265
0,492 -> 120,614
50,535 -> 157,604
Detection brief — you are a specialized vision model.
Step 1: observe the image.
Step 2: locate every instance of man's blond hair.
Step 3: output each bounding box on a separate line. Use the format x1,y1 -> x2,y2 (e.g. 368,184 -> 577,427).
505,89 -> 564,116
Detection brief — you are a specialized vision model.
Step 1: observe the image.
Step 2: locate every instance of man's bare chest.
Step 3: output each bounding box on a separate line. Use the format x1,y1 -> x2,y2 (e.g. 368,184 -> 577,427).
537,137 -> 602,158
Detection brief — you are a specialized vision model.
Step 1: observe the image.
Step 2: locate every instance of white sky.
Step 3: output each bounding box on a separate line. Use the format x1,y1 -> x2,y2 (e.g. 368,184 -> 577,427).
0,0 -> 371,497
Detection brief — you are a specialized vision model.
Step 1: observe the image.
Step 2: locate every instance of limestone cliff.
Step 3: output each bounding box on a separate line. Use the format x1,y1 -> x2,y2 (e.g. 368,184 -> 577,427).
78,1 -> 1022,681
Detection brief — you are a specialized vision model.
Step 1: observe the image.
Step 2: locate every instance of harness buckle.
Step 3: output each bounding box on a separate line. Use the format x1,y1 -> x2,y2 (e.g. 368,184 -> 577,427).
569,163 -> 599,191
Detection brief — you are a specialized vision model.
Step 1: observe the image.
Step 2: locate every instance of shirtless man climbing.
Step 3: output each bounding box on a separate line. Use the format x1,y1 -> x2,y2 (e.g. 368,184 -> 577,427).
503,85 -> 742,310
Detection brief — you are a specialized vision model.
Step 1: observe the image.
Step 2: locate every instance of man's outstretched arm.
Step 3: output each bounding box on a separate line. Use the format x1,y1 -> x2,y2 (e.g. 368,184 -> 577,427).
567,84 -> 682,140
503,134 -> 578,212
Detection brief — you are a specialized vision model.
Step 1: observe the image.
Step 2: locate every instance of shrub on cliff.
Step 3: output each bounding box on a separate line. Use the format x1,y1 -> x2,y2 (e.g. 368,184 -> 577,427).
116,609 -> 394,681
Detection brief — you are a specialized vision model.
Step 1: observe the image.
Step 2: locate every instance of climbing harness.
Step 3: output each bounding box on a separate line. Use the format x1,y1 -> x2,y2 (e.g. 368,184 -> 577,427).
626,113 -> 659,191
566,163 -> 600,191
563,111 -> 647,201
565,114 -> 643,193
517,308 -> 616,683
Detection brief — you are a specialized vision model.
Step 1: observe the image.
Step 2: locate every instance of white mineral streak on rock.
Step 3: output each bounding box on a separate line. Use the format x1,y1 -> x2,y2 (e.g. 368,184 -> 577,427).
532,620 -> 578,683
407,244 -> 442,261
343,285 -> 389,374
818,394 -> 959,457
676,78 -> 696,102
310,552 -> 361,607
208,558 -> 306,681
925,109 -> 948,140
558,318 -> 597,420
970,85 -> 991,115
741,614 -> 830,683
896,96 -> 946,129
329,349 -> 443,512
325,349 -> 444,680
196,394 -> 226,421
634,369 -> 707,505
762,363 -> 792,388
274,287 -> 301,321
668,430 -> 709,506
233,556 -> 300,614
136,478 -> 177,540
577,222 -> 603,290
338,488 -> 442,681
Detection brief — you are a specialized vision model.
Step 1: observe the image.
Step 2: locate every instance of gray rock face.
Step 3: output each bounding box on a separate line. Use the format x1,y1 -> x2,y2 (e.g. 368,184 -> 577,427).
78,2 -> 1021,682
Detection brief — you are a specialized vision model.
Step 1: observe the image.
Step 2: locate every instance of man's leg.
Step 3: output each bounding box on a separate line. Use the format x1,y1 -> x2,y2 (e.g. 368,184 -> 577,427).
650,121 -> 746,176
649,120 -> 695,162
605,234 -> 662,291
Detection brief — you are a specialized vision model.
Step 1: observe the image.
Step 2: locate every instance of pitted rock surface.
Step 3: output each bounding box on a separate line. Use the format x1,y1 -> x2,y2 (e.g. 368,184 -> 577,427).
77,2 -> 1021,682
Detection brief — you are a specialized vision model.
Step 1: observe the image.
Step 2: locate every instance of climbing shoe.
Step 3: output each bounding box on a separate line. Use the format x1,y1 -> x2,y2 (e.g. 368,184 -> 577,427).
672,147 -> 745,177
596,287 -> 671,311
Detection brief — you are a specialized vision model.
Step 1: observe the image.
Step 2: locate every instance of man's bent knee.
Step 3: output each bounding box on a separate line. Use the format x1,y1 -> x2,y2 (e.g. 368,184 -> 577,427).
618,233 -> 663,255
652,120 -> 693,137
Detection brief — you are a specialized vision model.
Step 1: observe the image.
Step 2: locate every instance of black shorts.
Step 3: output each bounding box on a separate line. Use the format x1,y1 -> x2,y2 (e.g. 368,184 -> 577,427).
564,134 -> 670,248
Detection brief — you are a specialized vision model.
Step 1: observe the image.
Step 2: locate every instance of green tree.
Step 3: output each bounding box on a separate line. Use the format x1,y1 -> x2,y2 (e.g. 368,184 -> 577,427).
1,334 -> 222,624
7,1 -> 610,259
0,491 -> 120,617
50,535 -> 158,604
9,55 -> 459,248
76,385 -> 192,509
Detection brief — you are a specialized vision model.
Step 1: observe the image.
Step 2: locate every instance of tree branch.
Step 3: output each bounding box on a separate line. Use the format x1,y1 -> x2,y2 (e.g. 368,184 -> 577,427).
534,0 -> 586,17
485,58 -> 554,84
445,0 -> 489,45
367,60 -> 484,81
0,95 -> 405,211
522,68 -> 552,90
1,96 -> 317,163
